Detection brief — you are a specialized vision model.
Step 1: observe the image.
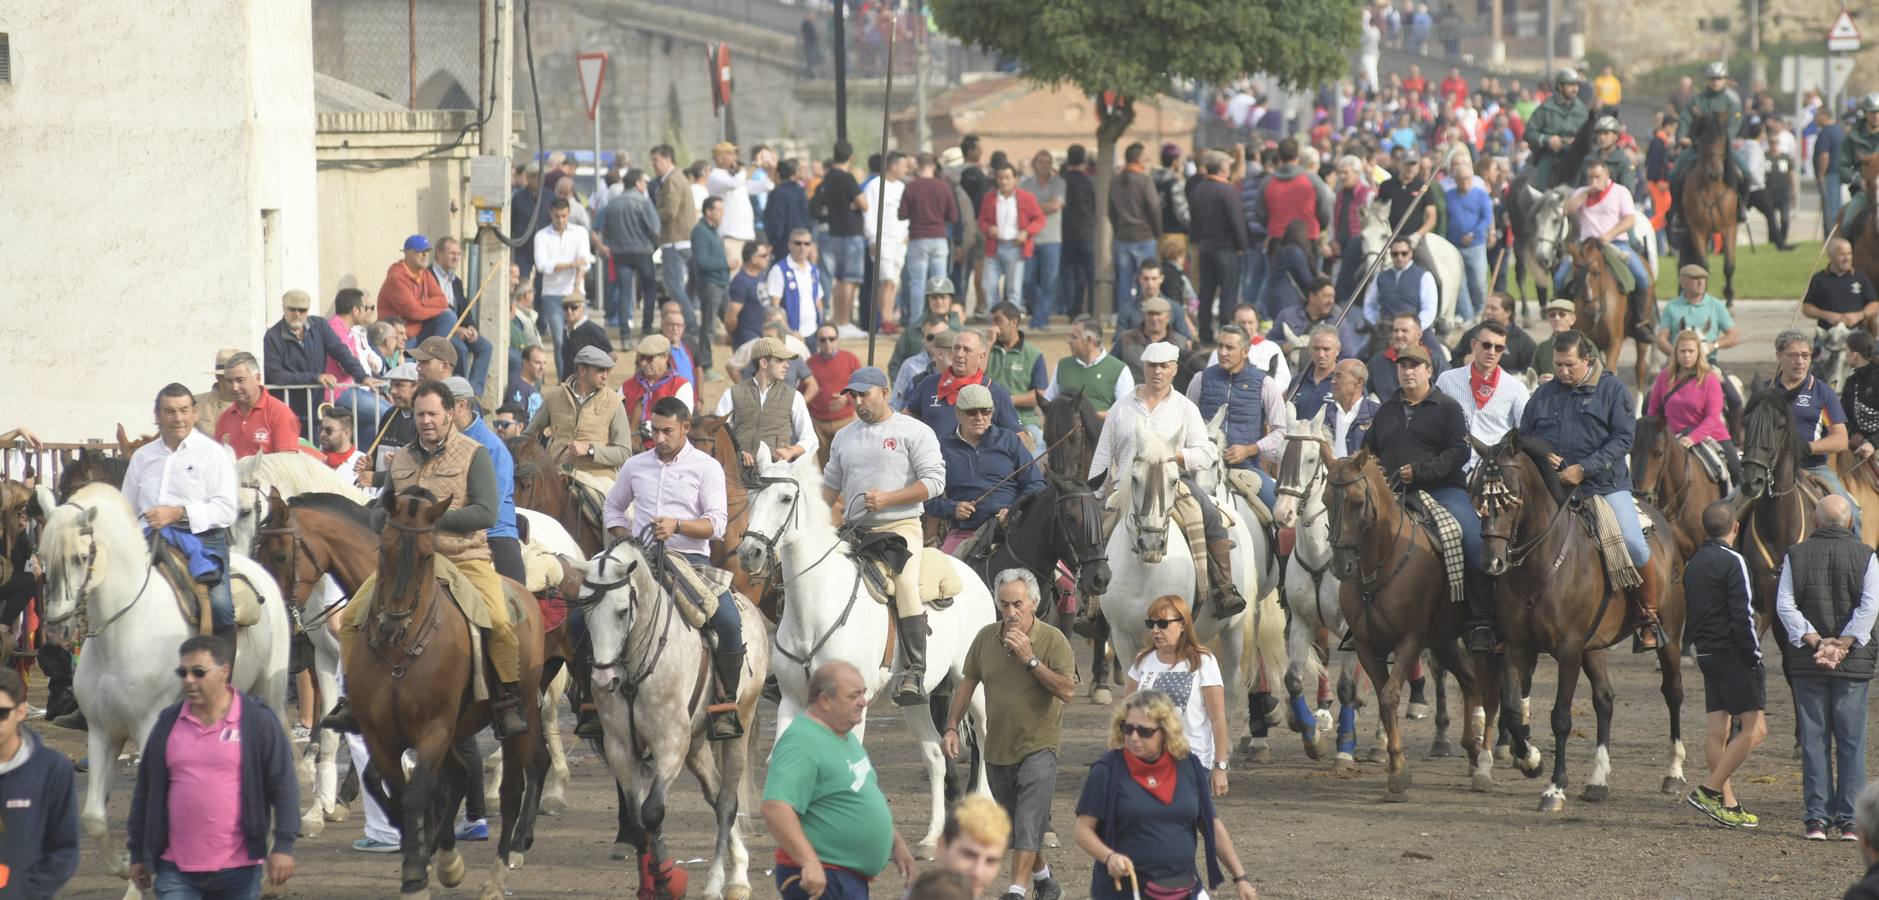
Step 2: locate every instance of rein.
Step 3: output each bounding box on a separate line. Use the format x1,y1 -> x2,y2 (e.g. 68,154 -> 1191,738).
1325,471 -> 1413,602
42,516 -> 155,639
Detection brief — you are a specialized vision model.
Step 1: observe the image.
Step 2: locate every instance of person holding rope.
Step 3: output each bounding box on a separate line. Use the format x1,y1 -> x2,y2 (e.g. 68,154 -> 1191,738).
928,384 -> 1045,555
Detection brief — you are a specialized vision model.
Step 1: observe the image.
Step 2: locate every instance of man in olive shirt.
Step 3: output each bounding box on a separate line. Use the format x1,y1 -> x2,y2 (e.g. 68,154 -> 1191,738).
944,569 -> 1074,900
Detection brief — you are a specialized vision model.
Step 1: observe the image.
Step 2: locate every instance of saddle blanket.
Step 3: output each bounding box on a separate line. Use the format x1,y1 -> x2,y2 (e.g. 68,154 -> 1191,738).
662,553 -> 727,630
850,535 -> 962,607
1600,243 -> 1636,294
1582,495 -> 1643,591
1692,439 -> 1731,492
520,540 -> 572,633
1406,491 -> 1465,607
1224,470 -> 1276,532
351,558 -> 519,702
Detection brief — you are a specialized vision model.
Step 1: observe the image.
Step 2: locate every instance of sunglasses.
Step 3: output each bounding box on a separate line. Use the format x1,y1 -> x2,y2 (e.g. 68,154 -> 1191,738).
363,305 -> 378,311
1145,617 -> 1181,630
1390,251 -> 1412,258
174,665 -> 224,680
1120,723 -> 1161,739
0,705 -> 13,719
1478,342 -> 1506,352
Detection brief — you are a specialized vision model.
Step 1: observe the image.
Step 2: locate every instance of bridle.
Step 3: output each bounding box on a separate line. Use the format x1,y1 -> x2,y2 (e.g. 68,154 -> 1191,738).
1128,458 -> 1174,555
1324,466 -> 1411,601
1052,481 -> 1108,573
1471,455 -> 1572,575
257,514 -> 337,629
1276,433 -> 1330,526
41,509 -> 153,639
1531,192 -> 1568,270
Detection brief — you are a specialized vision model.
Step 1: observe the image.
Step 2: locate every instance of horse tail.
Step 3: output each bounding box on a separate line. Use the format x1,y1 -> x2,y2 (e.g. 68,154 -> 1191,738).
1240,589 -> 1290,691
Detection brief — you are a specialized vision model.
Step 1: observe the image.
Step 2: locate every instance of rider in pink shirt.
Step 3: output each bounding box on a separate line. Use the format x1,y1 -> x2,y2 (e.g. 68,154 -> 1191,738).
1646,329 -> 1740,482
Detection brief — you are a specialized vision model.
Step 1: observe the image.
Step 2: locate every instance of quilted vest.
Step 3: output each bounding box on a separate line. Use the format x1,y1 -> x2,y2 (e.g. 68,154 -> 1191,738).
541,383 -> 625,477
1053,353 -> 1128,412
1374,264 -> 1428,321
1781,527 -> 1879,681
729,380 -> 796,455
388,428 -> 490,562
1193,364 -> 1266,470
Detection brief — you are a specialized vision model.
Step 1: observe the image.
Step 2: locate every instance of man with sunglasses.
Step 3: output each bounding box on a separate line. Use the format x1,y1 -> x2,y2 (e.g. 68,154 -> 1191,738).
1434,320 -> 1530,464
1361,236 -> 1437,350
928,385 -> 1045,554
0,667 -> 78,898
804,324 -> 862,468
764,227 -> 826,338
128,635 -> 298,900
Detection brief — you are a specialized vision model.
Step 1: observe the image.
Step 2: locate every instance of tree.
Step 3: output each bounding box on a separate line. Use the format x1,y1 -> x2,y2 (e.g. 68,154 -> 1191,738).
932,0 -> 1361,318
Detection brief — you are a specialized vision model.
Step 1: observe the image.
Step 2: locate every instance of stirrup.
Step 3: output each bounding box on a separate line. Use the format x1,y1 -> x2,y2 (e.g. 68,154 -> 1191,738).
320,700 -> 359,734
1632,622 -> 1665,654
760,674 -> 781,703
891,672 -> 927,707
1464,625 -> 1500,655
705,702 -> 744,741
574,706 -> 604,740
1213,587 -> 1247,618
491,691 -> 529,740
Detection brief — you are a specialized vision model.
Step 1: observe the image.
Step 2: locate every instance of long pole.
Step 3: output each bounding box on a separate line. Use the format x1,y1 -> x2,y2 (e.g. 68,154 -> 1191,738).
593,111 -> 607,313
866,11 -> 897,368
834,2 -> 849,143
474,0 -> 514,416
408,0 -> 418,108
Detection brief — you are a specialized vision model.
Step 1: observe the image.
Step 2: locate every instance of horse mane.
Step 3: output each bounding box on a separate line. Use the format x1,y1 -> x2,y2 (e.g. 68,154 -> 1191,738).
1631,415 -> 1666,482
287,492 -> 376,532
1555,106 -> 1601,186
1044,390 -> 1100,477
1741,387 -> 1806,458
1505,434 -> 1567,506
240,451 -> 357,498
41,482 -> 140,564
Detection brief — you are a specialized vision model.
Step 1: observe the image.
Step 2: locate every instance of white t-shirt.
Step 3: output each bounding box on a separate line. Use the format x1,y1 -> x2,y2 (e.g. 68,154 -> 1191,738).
1127,651 -> 1226,767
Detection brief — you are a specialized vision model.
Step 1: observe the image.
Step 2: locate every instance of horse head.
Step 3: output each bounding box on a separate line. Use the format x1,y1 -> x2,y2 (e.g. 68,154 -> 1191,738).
1695,112 -> 1729,179
578,537 -> 659,695
375,488 -> 451,645
1046,467 -> 1110,597
1274,408 -> 1334,528
688,414 -> 746,483
32,483 -> 131,645
1359,203 -> 1394,270
1469,430 -> 1565,577
1128,419 -> 1181,563
1530,188 -> 1571,270
1043,389 -> 1099,482
1630,415 -> 1673,506
1864,153 -> 1879,199
1738,388 -> 1801,500
256,487 -> 318,611
1322,450 -> 1381,580
1193,404 -> 1231,494
506,434 -> 561,515
737,445 -> 816,576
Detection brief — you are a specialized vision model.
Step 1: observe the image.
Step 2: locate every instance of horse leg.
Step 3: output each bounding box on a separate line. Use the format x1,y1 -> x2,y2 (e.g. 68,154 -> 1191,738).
82,726 -> 128,880
1540,647 -> 1584,812
1656,613 -> 1689,795
1578,650 -> 1618,803
684,738 -> 733,900
640,775 -> 690,900
540,668 -> 572,816
1333,667 -> 1360,771
1509,650 -> 1544,777
1429,638 -> 1483,782
903,691 -> 950,856
1091,617 -> 1115,703
1427,653 -> 1453,758
399,749 -> 440,897
433,748 -> 469,890
1722,231 -> 1737,304
1471,647 -> 1503,791
1283,614 -> 1329,759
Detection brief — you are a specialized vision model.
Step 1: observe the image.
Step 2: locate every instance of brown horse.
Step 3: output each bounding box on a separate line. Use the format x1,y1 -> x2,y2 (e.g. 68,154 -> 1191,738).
346,490 -> 549,898
1678,110 -> 1739,302
1844,153 -> 1879,288
1568,238 -> 1648,390
685,414 -> 777,620
509,435 -> 605,556
1735,387 -> 1821,632
1321,449 -> 1482,801
1631,414 -> 1727,561
1469,431 -> 1687,812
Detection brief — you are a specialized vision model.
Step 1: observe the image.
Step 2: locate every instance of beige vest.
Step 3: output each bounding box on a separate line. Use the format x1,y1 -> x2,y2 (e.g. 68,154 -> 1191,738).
541,383 -> 624,476
729,380 -> 795,455
389,428 -> 491,562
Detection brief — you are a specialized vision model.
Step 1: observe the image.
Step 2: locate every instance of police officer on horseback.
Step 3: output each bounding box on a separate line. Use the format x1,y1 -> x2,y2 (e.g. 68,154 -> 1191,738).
1578,117 -> 1637,194
1837,94 -> 1879,243
1521,332 -> 1665,651
1359,344 -> 1495,653
1526,69 -> 1591,191
1669,62 -> 1750,226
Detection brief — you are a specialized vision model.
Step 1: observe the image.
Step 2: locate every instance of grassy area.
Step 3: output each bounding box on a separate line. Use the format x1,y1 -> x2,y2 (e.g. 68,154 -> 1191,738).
1652,238 -> 1827,301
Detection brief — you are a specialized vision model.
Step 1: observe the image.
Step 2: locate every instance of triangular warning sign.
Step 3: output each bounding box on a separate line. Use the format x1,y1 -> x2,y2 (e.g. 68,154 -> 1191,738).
578,53 -> 608,121
1830,10 -> 1861,39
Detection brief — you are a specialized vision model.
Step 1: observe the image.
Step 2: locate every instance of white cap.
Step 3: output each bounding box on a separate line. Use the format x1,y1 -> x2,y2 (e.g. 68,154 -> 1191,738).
1140,342 -> 1182,365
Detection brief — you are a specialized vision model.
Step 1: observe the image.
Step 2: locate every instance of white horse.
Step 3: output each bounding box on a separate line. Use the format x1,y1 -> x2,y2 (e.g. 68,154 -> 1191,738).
737,448 -> 995,855
36,483 -> 292,900
1271,412 -> 1386,769
1101,421 -> 1266,757
579,539 -> 766,900
1190,407 -> 1289,761
1361,203 -> 1465,333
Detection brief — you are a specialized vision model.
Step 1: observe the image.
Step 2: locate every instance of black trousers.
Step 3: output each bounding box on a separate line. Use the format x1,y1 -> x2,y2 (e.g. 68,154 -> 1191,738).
1195,247 -> 1243,341
1059,239 -> 1096,319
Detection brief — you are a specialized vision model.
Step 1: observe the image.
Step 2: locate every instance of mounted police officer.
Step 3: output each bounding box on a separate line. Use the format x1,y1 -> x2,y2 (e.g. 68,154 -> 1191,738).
1578,116 -> 1637,194
1670,62 -> 1750,226
1185,324 -> 1287,510
1525,69 -> 1591,191
1520,331 -> 1664,651
1837,93 -> 1879,242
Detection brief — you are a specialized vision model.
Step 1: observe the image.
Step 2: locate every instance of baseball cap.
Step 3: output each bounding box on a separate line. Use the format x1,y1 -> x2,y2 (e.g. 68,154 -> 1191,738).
403,234 -> 432,252
386,362 -> 420,382
1544,298 -> 1578,315
574,346 -> 616,369
955,384 -> 994,411
281,289 -> 312,311
443,376 -> 476,400
1140,342 -> 1181,365
212,347 -> 242,374
635,334 -> 671,356
1394,344 -> 1432,366
409,336 -> 459,366
842,367 -> 891,394
1678,264 -> 1710,279
1142,296 -> 1173,315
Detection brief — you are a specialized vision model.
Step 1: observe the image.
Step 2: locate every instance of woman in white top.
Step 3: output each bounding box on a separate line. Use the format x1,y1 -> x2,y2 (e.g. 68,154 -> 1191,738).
1124,595 -> 1231,796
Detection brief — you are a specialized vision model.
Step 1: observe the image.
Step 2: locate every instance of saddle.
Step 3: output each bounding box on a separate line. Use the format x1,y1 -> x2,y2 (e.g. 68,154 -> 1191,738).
566,468 -> 613,534
350,558 -> 525,700
520,541 -> 574,634
1571,495 -> 1644,592
153,542 -> 261,635
1691,439 -> 1732,494
650,551 -> 728,631
1403,492 -> 1465,607
844,530 -> 960,609
1224,469 -> 1281,557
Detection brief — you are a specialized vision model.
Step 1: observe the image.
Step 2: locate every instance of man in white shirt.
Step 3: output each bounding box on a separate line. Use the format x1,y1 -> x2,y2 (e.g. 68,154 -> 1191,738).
122,383 -> 241,652
708,141 -> 764,274
1326,359 -> 1379,459
1434,321 -> 1530,466
532,197 -> 594,351
864,152 -> 912,332
763,227 -> 826,337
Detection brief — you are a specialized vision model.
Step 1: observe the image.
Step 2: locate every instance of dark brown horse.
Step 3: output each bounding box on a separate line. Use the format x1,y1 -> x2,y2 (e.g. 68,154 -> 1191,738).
1678,111 -> 1739,302
685,414 -> 778,621
1469,431 -> 1687,812
1631,414 -> 1727,561
346,490 -> 549,898
1044,390 -> 1116,697
1845,153 -> 1879,289
509,436 -> 605,556
1321,450 -> 1482,800
1735,387 -> 1821,633
1567,238 -> 1650,390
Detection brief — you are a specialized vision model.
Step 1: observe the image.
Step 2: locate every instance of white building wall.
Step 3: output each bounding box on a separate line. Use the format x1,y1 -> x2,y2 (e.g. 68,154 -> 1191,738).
0,1 -> 317,441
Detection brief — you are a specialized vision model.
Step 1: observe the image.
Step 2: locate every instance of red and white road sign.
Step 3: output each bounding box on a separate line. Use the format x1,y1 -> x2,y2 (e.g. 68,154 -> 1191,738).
578,52 -> 608,121
1828,10 -> 1861,53
709,44 -> 732,112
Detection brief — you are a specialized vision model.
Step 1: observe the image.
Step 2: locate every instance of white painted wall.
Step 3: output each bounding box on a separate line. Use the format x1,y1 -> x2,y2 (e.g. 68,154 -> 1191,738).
0,1 -> 317,441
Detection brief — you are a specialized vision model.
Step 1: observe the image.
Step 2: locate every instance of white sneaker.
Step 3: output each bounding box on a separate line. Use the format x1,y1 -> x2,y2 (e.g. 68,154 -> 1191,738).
837,323 -> 868,339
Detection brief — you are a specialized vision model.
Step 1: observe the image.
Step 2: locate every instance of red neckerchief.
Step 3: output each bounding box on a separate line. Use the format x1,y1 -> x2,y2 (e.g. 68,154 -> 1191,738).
1469,364 -> 1500,409
936,370 -> 984,406
320,448 -> 354,470
1249,332 -> 1266,345
1384,347 -> 1401,363
1585,182 -> 1615,206
1124,750 -> 1178,804
1126,163 -> 1148,174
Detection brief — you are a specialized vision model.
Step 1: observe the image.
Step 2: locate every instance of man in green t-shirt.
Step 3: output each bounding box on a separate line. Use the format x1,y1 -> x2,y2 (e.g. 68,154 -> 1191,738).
763,661 -> 917,898
988,302 -> 1050,450
944,569 -> 1075,900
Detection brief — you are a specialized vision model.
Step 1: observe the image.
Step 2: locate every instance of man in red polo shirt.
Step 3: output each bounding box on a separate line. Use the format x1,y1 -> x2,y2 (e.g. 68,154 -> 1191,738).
803,322 -> 861,467
214,351 -> 301,457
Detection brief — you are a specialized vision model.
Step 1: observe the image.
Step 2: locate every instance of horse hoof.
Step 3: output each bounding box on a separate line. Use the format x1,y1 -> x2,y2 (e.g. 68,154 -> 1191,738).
1091,686 -> 1113,706
540,796 -> 567,817
1493,744 -> 1513,763
325,802 -> 352,823
1581,784 -> 1611,803
914,840 -> 937,861
1516,749 -> 1546,779
1471,774 -> 1494,793
1246,746 -> 1274,764
402,890 -> 431,900
1386,770 -> 1413,796
437,850 -> 467,888
725,887 -> 752,900
1382,787 -> 1410,803
613,842 -> 631,861
1406,702 -> 1430,720
1332,756 -> 1355,772
1538,792 -> 1566,813
1364,746 -> 1386,764
1428,740 -> 1454,759
506,851 -> 525,870
299,809 -> 326,839
1661,776 -> 1688,795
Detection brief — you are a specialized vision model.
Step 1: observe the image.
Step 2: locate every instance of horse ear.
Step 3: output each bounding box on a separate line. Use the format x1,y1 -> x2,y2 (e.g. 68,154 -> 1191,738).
1208,404 -> 1228,430
267,486 -> 285,505
115,423 -> 131,454
83,505 -> 98,525
756,441 -> 774,465
32,485 -> 56,518
422,496 -> 452,525
1468,435 -> 1492,457
1310,405 -> 1328,430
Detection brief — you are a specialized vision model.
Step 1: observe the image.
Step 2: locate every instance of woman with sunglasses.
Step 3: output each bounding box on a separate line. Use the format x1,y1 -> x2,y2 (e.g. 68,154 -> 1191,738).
1124,596 -> 1231,796
1072,691 -> 1258,900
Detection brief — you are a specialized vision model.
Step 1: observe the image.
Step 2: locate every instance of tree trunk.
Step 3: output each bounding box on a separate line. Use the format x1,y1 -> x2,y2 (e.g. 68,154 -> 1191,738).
1092,98 -> 1135,320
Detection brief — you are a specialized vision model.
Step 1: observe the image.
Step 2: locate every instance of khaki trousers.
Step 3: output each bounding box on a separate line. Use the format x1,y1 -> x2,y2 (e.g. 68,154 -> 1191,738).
868,516 -> 928,619
813,414 -> 854,469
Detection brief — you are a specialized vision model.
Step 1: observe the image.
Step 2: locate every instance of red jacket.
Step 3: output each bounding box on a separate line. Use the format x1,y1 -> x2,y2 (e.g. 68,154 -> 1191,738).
620,373 -> 692,448
377,260 -> 450,339
977,188 -> 1047,258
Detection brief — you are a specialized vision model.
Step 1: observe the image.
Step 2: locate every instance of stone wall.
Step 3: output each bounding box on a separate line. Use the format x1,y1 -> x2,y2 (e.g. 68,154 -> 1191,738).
1583,0 -> 1873,94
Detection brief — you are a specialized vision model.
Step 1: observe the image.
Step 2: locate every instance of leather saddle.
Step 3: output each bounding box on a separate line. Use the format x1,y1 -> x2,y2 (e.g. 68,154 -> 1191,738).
844,529 -> 959,609
152,540 -> 260,634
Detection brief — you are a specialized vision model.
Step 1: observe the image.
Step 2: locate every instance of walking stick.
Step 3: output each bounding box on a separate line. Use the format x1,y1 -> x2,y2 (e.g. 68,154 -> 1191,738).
361,262 -> 504,460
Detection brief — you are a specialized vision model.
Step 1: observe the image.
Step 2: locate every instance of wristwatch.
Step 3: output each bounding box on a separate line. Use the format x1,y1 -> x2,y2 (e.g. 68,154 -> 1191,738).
1025,657 -> 1041,671
1213,760 -> 1230,772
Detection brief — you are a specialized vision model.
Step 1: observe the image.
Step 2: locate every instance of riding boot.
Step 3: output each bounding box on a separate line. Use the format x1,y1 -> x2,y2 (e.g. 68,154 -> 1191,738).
891,614 -> 931,707
1206,539 -> 1248,618
1628,563 -> 1666,653
1463,570 -> 1500,655
1072,593 -> 1106,639
491,682 -> 530,740
573,675 -> 604,740
705,649 -> 747,742
320,697 -> 359,734
761,673 -> 782,703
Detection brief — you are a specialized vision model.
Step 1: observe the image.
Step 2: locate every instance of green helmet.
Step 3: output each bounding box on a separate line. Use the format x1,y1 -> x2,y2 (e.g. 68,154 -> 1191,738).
1704,61 -> 1728,80
1594,116 -> 1622,133
1555,68 -> 1583,87
1862,93 -> 1879,115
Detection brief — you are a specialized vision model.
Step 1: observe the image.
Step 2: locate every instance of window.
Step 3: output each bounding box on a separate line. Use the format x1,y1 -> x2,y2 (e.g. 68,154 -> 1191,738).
0,34 -> 11,84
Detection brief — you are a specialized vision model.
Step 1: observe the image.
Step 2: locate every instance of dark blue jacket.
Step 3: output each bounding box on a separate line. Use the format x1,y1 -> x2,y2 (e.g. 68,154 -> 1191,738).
1330,396 -> 1381,456
1520,368 -> 1635,494
763,181 -> 814,257
0,728 -> 79,899
909,373 -> 1022,438
925,424 -> 1044,530
1683,539 -> 1759,663
1192,364 -> 1267,470
128,694 -> 300,868
263,316 -> 367,387
1263,242 -> 1318,313
1267,306 -> 1364,362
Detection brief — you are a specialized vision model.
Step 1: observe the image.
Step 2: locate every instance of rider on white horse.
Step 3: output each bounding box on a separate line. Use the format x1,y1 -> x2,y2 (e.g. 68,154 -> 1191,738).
1085,342 -> 1248,624
824,366 -> 949,706
598,395 -> 747,742
122,384 -> 242,660
1185,325 -> 1287,510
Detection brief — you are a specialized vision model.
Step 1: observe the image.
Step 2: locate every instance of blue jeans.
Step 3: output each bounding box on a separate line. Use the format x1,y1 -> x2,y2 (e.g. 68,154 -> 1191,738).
1822,176 -> 1846,235
775,863 -> 870,900
1113,239 -> 1158,330
1023,241 -> 1062,328
659,246 -> 692,322
457,330 -> 493,395
904,237 -> 951,307
614,251 -> 657,335
336,386 -> 389,444
1420,485 -> 1483,570
680,553 -> 743,653
153,859 -> 261,900
537,296 -> 568,353
983,243 -> 1026,310
1554,242 -> 1649,297
195,528 -> 236,629
820,234 -> 867,285
1598,489 -> 1651,567
1806,465 -> 1863,535
1240,465 -> 1278,511
1243,246 -> 1272,318
1456,243 -> 1487,322
1790,676 -> 1869,828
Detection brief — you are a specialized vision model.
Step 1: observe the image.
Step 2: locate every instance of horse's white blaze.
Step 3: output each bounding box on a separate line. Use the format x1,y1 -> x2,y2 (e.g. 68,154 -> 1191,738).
1668,738 -> 1688,781
1589,744 -> 1612,787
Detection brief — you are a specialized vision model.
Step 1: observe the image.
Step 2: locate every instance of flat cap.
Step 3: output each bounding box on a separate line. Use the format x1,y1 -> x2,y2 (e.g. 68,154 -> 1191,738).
281,289 -> 312,311
1141,296 -> 1173,315
1140,342 -> 1181,365
1544,298 -> 1579,314
1678,264 -> 1710,279
955,384 -> 994,410
386,362 -> 420,382
751,336 -> 798,360
409,336 -> 459,366
635,334 -> 671,356
930,330 -> 958,350
1394,344 -> 1431,366
443,376 -> 476,400
574,346 -> 615,369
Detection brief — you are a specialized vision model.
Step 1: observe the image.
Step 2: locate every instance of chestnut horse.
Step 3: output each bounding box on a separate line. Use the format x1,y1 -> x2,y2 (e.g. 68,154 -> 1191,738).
1845,153 -> 1879,289
509,436 -> 605,556
1321,450 -> 1483,801
1469,432 -> 1687,813
1677,111 -> 1739,302
347,490 -> 549,898
1630,414 -> 1727,561
1567,238 -> 1650,393
685,414 -> 778,620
